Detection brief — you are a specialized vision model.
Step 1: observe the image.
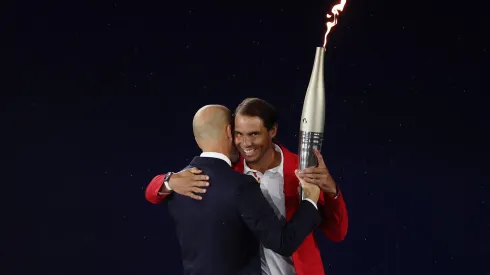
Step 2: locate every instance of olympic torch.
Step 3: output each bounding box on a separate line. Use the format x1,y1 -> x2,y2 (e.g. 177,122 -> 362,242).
298,0 -> 347,200
298,47 -> 326,200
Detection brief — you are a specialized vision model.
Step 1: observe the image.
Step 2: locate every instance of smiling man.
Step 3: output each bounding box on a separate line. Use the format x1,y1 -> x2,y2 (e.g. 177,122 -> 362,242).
145,98 -> 349,275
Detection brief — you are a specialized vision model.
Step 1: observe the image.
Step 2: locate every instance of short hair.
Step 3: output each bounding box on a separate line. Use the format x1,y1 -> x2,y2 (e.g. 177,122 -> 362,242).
234,98 -> 278,130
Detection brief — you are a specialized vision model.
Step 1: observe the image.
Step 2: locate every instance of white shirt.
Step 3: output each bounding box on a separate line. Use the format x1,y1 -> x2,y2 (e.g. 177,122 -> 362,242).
244,144 -> 315,275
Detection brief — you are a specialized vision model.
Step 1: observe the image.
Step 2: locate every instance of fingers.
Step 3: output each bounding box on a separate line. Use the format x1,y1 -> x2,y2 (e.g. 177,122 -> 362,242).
190,180 -> 209,187
294,169 -> 304,183
313,148 -> 327,168
303,177 -> 320,185
301,174 -> 327,186
187,186 -> 207,200
300,174 -> 319,188
300,167 -> 327,174
187,192 -> 203,200
191,187 -> 206,193
188,167 -> 203,174
187,168 -> 210,182
193,174 -> 209,181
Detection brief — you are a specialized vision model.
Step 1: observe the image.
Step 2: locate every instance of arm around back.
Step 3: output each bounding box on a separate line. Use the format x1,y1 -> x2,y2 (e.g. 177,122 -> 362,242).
145,174 -> 171,204
146,168 -> 211,204
236,176 -> 322,256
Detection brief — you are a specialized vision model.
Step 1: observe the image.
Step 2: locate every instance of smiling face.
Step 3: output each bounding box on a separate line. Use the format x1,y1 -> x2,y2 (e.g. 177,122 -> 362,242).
234,114 -> 277,164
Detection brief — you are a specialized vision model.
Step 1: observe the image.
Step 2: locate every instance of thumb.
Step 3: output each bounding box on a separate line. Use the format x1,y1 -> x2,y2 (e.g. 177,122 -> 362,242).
294,170 -> 304,186
294,169 -> 301,180
313,148 -> 327,168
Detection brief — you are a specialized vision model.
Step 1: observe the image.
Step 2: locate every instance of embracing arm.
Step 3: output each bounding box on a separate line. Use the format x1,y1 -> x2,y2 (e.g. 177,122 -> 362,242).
237,177 -> 322,256
317,188 -> 349,242
145,168 -> 210,204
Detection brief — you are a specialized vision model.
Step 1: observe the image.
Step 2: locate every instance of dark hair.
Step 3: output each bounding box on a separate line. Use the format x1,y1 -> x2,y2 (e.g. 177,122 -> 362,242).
234,98 -> 278,130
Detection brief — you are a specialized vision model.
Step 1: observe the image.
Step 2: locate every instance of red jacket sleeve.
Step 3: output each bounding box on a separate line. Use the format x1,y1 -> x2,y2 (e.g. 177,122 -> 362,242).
317,188 -> 349,242
145,174 -> 171,204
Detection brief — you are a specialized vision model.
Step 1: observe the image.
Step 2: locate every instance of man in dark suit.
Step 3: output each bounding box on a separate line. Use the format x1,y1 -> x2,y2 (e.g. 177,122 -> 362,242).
164,105 -> 322,275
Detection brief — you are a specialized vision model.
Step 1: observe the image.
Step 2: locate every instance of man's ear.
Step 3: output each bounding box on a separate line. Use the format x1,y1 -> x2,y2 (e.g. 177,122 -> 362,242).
226,124 -> 233,140
269,123 -> 278,139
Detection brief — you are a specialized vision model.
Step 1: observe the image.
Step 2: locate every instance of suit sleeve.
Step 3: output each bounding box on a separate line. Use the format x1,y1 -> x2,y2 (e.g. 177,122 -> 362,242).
317,187 -> 349,242
145,174 -> 171,204
236,177 -> 322,256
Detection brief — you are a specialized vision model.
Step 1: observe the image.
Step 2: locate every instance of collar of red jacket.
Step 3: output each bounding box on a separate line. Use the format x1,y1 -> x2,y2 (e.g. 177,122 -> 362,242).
234,143 -> 297,179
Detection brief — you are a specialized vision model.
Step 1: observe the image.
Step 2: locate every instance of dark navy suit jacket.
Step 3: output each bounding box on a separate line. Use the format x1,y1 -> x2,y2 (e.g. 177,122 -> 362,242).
166,156 -> 322,275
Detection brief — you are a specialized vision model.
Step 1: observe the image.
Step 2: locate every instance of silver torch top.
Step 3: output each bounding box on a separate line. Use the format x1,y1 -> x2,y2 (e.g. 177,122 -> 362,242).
300,47 -> 326,134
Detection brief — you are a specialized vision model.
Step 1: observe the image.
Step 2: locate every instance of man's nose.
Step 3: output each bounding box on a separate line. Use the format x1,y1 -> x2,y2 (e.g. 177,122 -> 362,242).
241,136 -> 252,147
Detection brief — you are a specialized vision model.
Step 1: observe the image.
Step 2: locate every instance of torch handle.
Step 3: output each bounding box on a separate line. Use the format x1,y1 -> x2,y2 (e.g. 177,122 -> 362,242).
298,131 -> 324,200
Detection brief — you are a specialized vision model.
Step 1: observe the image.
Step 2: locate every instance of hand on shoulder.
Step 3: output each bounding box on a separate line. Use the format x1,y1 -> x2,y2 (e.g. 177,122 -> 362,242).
169,167 -> 210,200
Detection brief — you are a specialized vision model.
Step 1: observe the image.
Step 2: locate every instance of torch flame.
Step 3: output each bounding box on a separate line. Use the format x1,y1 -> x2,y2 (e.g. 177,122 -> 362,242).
322,0 -> 347,48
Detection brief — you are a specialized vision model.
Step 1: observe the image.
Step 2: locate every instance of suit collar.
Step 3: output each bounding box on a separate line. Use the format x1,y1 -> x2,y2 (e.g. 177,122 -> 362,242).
191,155 -> 232,168
200,152 -> 232,166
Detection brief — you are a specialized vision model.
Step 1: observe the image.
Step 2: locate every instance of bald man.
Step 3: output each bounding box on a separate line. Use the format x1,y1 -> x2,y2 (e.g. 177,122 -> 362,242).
161,105 -> 323,275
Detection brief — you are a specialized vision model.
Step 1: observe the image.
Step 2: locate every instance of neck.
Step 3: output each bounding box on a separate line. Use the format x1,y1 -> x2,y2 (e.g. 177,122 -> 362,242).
247,143 -> 281,174
201,141 -> 230,160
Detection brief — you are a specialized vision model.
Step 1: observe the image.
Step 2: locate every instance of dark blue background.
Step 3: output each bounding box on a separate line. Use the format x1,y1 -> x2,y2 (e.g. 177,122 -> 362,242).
10,0 -> 488,274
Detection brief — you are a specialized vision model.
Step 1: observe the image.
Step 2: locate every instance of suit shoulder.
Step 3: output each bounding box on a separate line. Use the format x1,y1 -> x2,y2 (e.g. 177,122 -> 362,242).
226,169 -> 254,182
235,173 -> 259,187
181,164 -> 194,171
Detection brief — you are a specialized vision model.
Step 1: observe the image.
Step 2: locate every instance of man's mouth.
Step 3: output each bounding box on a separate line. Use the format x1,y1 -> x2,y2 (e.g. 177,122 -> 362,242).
242,148 -> 257,157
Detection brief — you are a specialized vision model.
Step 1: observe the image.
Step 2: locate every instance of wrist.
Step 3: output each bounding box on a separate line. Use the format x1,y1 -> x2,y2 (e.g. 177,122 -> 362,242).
157,172 -> 174,195
164,172 -> 174,190
304,193 -> 318,203
303,198 -> 318,210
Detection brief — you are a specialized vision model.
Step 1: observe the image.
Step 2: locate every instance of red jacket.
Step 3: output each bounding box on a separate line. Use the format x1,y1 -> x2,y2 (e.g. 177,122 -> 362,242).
146,144 -> 348,275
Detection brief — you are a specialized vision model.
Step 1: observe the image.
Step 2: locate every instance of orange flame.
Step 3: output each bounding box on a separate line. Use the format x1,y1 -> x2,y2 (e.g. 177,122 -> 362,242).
323,0 -> 347,48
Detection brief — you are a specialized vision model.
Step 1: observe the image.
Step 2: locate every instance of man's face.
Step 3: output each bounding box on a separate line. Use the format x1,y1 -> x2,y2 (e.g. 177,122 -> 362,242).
234,114 -> 276,164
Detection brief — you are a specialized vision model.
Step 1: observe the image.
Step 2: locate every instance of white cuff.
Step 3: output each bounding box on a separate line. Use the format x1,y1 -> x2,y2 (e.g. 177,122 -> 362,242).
303,198 -> 318,210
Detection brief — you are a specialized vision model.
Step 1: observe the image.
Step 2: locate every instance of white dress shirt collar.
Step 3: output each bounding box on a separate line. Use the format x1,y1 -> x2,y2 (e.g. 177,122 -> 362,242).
243,143 -> 284,176
200,152 -> 232,167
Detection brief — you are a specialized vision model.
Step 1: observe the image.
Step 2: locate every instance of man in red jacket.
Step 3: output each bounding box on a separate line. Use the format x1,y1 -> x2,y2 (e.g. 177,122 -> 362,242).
146,98 -> 348,275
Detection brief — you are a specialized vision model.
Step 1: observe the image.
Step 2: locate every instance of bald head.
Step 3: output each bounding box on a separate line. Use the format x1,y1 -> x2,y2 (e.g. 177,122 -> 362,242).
193,105 -> 232,144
